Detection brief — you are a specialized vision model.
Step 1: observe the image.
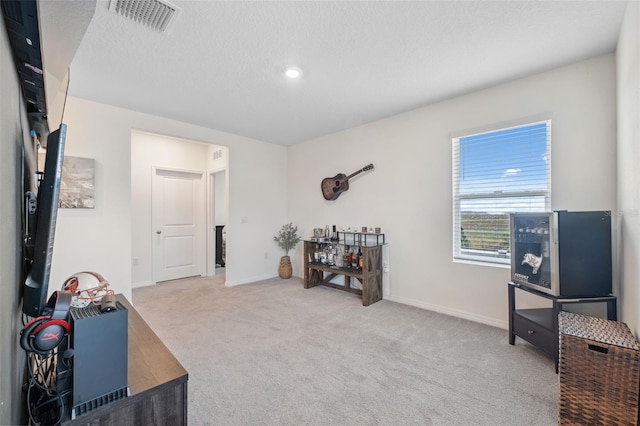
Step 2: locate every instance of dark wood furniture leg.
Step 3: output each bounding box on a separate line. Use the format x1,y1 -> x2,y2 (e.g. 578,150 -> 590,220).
552,299 -> 560,373
607,299 -> 617,321
508,284 -> 515,345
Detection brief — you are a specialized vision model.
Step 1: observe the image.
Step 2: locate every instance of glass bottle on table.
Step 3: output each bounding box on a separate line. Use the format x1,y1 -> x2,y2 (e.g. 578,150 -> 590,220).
335,245 -> 344,267
344,245 -> 351,268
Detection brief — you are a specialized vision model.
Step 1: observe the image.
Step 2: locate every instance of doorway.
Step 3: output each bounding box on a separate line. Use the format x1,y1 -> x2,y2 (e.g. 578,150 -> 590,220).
131,130 -> 229,288
208,169 -> 227,277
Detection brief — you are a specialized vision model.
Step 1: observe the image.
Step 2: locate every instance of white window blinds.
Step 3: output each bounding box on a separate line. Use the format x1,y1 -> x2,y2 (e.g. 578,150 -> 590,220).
452,120 -> 551,264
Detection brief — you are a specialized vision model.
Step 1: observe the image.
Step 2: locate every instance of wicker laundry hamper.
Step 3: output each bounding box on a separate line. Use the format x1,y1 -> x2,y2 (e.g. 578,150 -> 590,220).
558,311 -> 640,425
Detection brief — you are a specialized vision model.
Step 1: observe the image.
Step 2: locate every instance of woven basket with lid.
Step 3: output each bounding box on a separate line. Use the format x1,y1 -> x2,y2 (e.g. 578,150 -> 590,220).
558,311 -> 640,426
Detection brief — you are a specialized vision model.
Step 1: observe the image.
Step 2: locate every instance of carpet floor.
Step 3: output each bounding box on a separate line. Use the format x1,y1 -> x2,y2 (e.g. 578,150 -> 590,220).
132,275 -> 558,426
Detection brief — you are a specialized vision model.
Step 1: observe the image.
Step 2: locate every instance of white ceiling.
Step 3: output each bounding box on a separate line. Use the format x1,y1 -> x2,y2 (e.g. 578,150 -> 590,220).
53,0 -> 628,146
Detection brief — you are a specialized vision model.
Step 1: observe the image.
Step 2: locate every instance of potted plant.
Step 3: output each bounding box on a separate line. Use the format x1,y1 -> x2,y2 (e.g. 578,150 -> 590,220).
273,222 -> 301,279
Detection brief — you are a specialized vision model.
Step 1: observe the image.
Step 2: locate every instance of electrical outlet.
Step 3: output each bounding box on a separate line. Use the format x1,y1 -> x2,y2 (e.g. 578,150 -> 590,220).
264,251 -> 268,259
132,258 -> 139,266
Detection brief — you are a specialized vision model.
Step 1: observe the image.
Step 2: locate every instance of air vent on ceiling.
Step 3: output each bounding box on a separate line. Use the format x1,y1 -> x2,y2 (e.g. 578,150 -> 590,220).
108,0 -> 182,34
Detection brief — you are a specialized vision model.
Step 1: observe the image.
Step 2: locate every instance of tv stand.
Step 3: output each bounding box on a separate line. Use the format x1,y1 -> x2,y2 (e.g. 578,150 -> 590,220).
508,282 -> 617,371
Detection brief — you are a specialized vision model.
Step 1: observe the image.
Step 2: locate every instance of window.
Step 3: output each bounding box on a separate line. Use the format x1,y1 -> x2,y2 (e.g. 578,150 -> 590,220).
452,120 -> 551,265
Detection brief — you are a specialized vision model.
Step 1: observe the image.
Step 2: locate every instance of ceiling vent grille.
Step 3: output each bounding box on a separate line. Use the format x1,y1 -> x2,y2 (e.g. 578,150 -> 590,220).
108,0 -> 182,34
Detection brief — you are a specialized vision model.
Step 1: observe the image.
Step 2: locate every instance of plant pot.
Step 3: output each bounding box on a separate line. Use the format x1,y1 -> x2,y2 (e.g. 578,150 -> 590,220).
279,255 -> 292,279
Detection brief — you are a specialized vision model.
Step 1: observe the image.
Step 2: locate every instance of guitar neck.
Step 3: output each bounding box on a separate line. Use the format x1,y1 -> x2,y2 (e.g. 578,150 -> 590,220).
346,166 -> 370,181
345,170 -> 362,181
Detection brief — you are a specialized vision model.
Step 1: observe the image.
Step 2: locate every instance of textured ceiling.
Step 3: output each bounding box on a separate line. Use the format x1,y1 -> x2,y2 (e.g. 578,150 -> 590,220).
57,0 -> 627,145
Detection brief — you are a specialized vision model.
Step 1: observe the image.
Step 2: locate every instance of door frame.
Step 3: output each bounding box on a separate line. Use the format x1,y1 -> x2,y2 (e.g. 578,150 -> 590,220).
151,165 -> 206,285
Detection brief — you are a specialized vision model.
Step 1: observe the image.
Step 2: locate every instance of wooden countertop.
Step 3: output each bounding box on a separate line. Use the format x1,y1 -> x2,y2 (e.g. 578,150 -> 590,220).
116,294 -> 188,395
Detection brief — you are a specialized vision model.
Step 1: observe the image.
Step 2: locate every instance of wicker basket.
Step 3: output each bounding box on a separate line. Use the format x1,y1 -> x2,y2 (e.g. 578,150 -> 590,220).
278,255 -> 292,279
558,311 -> 640,425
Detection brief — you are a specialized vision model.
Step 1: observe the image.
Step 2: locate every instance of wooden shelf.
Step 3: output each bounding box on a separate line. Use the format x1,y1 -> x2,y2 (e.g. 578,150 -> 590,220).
514,308 -> 554,331
303,240 -> 383,306
307,262 -> 364,278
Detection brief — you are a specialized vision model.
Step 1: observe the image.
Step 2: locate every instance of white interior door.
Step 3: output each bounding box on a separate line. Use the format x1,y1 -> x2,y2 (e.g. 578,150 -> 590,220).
152,168 -> 204,283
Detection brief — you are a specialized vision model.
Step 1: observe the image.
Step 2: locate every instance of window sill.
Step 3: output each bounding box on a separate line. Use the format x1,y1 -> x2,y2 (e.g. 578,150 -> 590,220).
453,257 -> 511,269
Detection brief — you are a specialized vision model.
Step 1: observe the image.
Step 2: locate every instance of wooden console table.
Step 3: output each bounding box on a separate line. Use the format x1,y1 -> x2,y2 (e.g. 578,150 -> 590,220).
303,239 -> 383,306
63,295 -> 188,425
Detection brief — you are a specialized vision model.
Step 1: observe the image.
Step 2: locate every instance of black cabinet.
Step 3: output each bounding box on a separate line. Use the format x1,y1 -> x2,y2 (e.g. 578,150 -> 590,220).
508,281 -> 617,371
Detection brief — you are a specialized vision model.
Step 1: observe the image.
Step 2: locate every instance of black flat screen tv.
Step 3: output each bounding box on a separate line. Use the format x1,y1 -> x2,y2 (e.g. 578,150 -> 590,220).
22,124 -> 66,317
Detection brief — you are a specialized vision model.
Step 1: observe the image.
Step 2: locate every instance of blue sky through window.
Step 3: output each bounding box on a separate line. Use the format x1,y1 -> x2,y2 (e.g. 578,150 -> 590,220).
457,121 -> 549,214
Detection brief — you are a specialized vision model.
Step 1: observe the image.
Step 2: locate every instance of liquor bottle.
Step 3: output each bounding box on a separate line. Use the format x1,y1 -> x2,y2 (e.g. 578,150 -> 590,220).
344,246 -> 351,268
351,247 -> 359,269
358,247 -> 364,269
335,245 -> 343,267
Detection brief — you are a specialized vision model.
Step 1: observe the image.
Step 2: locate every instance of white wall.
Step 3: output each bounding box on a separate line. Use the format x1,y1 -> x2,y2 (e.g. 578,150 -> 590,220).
0,16 -> 28,424
214,171 -> 227,227
207,146 -> 228,228
50,54 -> 621,328
51,96 -> 288,300
131,131 -> 212,286
288,54 -> 617,328
616,1 -> 640,335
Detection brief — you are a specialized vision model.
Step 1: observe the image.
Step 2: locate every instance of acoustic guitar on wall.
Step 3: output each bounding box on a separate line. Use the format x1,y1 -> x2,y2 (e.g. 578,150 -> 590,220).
321,163 -> 374,201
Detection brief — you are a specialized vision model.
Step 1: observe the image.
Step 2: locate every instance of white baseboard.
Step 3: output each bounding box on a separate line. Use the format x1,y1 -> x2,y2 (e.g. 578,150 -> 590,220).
226,273 -> 279,287
132,280 -> 154,289
385,294 -> 508,330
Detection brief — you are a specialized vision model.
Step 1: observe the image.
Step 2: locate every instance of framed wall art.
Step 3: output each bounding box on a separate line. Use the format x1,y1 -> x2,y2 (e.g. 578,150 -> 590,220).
39,152 -> 96,208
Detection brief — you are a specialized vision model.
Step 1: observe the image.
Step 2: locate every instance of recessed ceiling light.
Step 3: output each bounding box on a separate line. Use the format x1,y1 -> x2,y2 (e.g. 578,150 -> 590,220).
285,67 -> 301,79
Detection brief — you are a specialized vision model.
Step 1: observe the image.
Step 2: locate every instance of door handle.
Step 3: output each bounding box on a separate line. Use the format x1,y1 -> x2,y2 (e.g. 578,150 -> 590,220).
156,230 -> 162,234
